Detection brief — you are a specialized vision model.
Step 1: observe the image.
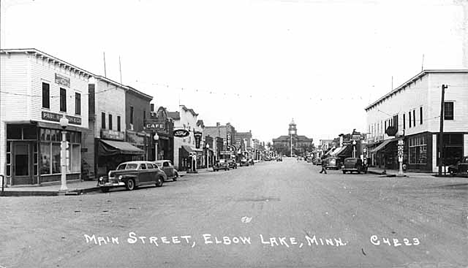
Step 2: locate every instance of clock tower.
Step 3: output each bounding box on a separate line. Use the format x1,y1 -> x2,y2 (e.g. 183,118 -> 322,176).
288,118 -> 297,136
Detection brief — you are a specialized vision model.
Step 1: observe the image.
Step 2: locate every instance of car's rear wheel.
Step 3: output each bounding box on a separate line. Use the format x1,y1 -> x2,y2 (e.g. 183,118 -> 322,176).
156,176 -> 164,187
342,171 -> 346,174
126,179 -> 135,191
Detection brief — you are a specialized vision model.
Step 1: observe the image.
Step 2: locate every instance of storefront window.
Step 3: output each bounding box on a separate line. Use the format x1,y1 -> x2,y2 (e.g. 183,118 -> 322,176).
409,136 -> 427,165
39,128 -> 81,175
52,143 -> 61,174
40,143 -> 51,174
71,144 -> 80,173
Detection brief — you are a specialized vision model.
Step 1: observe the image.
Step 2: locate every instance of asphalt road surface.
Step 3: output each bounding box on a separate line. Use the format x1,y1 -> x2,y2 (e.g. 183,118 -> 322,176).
1,158 -> 467,268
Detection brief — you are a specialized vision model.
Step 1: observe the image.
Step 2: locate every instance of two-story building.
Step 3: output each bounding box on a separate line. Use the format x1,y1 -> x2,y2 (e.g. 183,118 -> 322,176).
0,48 -> 92,186
204,122 -> 237,162
168,105 -> 203,171
365,69 -> 468,172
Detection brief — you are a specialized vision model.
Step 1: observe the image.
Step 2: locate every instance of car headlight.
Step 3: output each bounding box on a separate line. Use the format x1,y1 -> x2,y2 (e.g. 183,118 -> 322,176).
118,175 -> 123,181
98,177 -> 104,183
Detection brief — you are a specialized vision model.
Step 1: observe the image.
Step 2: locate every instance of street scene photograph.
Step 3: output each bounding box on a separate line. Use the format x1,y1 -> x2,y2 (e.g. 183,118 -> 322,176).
0,0 -> 467,267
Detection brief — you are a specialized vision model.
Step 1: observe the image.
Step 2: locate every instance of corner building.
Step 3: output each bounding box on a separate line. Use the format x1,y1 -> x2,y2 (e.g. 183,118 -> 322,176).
0,49 -> 92,186
365,69 -> 468,172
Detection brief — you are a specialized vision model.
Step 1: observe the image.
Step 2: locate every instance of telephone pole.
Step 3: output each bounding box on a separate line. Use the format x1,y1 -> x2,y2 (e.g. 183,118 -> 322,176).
438,84 -> 448,176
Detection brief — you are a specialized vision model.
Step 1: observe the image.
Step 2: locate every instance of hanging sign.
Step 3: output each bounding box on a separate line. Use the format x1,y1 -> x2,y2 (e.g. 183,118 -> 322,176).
173,129 -> 190,138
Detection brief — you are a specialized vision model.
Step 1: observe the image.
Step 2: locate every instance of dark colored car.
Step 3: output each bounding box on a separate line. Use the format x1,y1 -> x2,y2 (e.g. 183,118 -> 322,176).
240,158 -> 250,167
341,157 -> 367,174
213,159 -> 230,171
154,160 -> 179,181
448,156 -> 468,177
276,157 -> 283,162
98,161 -> 167,192
228,160 -> 238,169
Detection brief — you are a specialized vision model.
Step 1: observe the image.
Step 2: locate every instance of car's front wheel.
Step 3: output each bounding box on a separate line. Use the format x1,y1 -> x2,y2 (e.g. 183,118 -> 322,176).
173,172 -> 178,181
342,171 -> 346,174
126,179 -> 135,191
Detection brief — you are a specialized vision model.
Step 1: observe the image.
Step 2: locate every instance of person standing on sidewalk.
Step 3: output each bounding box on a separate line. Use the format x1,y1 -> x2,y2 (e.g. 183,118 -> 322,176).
319,156 -> 327,174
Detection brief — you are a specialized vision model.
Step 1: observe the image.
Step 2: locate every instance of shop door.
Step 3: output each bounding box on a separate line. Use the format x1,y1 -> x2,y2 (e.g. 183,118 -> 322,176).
12,142 -> 33,185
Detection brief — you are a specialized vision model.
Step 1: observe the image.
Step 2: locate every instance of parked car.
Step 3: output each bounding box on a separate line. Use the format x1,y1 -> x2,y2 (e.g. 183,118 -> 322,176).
341,157 -> 367,174
248,159 -> 255,165
325,156 -> 340,170
448,156 -> 468,177
240,158 -> 250,167
228,160 -> 238,169
154,160 -> 179,181
213,159 -> 230,171
98,161 -> 167,192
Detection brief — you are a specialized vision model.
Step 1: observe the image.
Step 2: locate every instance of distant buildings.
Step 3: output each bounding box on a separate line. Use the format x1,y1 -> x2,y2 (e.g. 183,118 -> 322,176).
272,119 -> 313,156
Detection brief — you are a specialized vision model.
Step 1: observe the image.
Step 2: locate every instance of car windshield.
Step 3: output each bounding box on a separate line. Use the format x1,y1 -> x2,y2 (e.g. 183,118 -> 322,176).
117,163 -> 138,170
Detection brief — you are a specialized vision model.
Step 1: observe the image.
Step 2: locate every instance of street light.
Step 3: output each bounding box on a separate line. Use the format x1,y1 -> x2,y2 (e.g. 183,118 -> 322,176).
59,117 -> 69,192
396,130 -> 405,177
154,133 -> 159,161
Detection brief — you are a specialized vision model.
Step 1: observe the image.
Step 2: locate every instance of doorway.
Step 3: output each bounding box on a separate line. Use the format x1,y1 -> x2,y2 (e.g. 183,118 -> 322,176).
12,142 -> 34,185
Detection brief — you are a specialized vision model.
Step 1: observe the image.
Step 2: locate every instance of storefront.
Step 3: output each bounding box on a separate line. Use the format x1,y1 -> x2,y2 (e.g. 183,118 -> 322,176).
5,121 -> 83,186
96,138 -> 144,177
179,145 -> 203,171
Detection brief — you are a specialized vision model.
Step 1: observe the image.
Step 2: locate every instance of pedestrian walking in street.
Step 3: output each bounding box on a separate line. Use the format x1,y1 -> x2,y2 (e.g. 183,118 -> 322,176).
319,157 -> 327,174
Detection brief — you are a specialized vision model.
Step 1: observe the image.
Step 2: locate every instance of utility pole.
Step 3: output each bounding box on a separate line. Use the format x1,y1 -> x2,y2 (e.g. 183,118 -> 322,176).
438,84 -> 448,176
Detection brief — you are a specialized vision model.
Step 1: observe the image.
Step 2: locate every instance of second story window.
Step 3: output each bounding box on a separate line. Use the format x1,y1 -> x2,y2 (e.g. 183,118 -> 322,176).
444,102 -> 454,120
130,106 -> 134,125
403,114 -> 406,130
117,116 -> 121,131
60,88 -> 67,112
409,112 -> 412,128
101,112 -> 106,129
42,82 -> 50,108
109,114 -> 113,130
75,93 -> 81,115
420,107 -> 423,125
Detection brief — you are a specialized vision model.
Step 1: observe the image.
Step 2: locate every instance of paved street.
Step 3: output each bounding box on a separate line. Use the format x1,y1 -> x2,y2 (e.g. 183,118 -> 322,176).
1,158 -> 467,268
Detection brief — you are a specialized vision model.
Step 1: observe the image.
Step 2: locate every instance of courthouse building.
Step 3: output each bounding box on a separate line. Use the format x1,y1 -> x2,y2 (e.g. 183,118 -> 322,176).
365,69 -> 468,172
273,119 -> 313,156
0,49 -> 93,186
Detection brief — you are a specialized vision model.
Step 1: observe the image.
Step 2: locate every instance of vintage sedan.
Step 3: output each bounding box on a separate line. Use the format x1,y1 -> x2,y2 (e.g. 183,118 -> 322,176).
341,157 -> 367,174
228,160 -> 238,169
154,160 -> 179,181
213,159 -> 230,171
98,161 -> 167,192
324,156 -> 340,170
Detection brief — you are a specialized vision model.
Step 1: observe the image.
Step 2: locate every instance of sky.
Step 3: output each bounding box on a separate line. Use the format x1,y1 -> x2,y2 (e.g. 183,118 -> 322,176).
1,0 -> 466,143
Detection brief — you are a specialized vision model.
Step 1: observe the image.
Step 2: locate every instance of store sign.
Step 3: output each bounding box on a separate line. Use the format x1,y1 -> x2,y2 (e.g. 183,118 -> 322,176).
101,129 -> 125,141
194,131 -> 202,149
55,73 -> 70,88
173,129 -> 190,138
41,111 -> 81,125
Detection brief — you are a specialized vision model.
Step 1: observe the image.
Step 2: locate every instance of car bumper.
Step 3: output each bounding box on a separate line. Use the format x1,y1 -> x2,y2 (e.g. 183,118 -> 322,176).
98,182 -> 125,187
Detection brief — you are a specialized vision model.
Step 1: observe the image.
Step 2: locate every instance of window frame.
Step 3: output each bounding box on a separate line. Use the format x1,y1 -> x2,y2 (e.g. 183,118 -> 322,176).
42,82 -> 50,109
60,88 -> 67,112
75,92 -> 81,115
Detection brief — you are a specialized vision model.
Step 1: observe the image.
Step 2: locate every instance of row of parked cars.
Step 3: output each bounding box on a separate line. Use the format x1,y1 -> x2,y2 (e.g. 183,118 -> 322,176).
212,158 -> 255,171
97,160 -> 179,193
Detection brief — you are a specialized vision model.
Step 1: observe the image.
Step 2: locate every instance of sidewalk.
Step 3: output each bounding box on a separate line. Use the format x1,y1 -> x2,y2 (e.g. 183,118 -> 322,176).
1,168 -> 213,197
367,167 -> 439,179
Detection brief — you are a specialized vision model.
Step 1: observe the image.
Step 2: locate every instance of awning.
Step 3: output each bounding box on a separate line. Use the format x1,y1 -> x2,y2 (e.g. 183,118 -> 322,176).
99,139 -> 144,156
370,139 -> 394,153
330,146 -> 346,156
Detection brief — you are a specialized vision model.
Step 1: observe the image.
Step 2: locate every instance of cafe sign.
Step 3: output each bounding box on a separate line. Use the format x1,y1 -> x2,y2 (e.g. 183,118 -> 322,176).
173,129 -> 190,138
